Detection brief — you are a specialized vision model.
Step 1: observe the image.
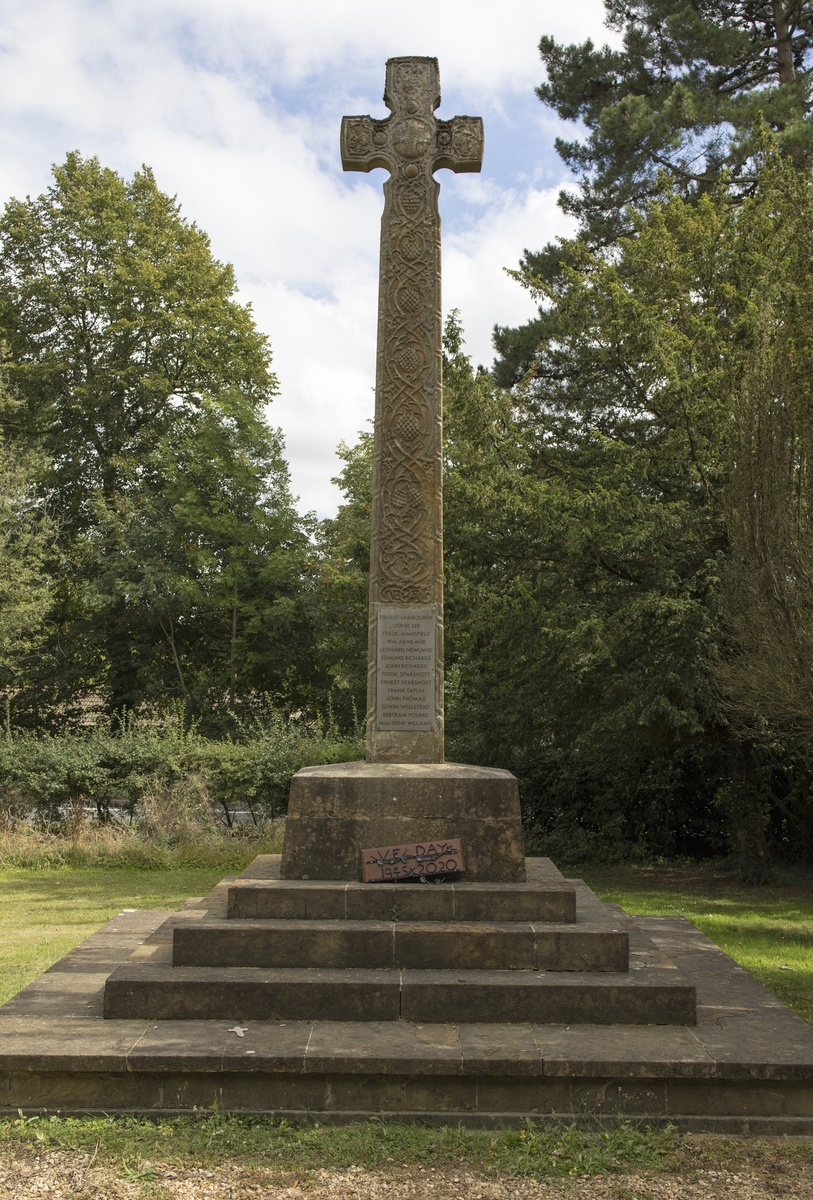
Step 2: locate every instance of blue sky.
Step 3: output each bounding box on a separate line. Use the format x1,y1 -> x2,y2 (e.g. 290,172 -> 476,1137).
0,0 -> 613,515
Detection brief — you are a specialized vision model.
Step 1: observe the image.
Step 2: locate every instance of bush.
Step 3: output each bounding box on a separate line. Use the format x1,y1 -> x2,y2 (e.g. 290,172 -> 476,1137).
0,708 -> 363,834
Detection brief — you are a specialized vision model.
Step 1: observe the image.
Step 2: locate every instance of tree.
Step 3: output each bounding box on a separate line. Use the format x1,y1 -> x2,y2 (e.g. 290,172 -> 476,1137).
314,434 -> 373,732
0,377 -> 53,698
494,0 -> 813,386
710,156 -> 813,868
0,154 -> 311,724
444,233 -> 733,862
447,151 -> 813,874
88,391 -> 317,725
541,0 -> 812,237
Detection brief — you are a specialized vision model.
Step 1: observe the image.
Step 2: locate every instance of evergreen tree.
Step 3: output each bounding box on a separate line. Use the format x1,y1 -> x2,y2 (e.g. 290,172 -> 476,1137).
446,156 -> 813,875
494,0 -> 813,386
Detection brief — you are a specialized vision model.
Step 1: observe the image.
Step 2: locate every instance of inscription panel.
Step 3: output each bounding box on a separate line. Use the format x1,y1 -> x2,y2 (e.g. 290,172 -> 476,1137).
377,607 -> 435,730
361,838 -> 465,882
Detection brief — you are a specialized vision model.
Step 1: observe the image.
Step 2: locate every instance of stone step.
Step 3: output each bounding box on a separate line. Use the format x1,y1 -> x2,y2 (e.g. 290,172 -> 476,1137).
227,878 -> 577,923
172,919 -> 628,972
103,963 -> 695,1024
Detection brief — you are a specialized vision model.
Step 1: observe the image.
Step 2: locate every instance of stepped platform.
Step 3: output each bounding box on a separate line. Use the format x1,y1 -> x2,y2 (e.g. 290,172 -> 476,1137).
2,855 -> 813,1131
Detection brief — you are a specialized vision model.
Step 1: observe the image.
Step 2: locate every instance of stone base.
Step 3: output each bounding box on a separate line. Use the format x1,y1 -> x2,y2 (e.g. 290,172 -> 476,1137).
2,861 -> 813,1130
280,761 -> 526,882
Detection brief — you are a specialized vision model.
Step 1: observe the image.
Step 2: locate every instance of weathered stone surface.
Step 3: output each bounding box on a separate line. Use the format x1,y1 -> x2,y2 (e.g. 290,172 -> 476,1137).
103,961 -> 692,1024
454,883 -> 576,924
341,57 -> 483,765
280,761 -> 526,881
172,919 -> 627,973
303,1021 -> 460,1075
104,965 -> 401,1022
233,854 -> 580,916
533,928 -> 628,972
400,969 -> 696,1026
458,1024 -> 543,1077
347,883 -> 456,922
3,900 -> 813,1129
534,1024 -> 716,1078
228,877 -> 577,922
173,922 -> 396,970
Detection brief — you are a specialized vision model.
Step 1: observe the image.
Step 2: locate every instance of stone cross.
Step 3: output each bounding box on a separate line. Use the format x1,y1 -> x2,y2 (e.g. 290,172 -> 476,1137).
342,56 -> 483,765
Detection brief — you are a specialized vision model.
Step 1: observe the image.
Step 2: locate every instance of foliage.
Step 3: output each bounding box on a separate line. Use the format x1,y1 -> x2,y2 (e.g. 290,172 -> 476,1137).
495,0 -> 813,386
441,153 -> 813,875
0,154 -> 316,727
0,710 -> 362,830
0,153 -> 273,535
3,1114 -> 813,1191
313,434 -> 373,731
713,158 -> 813,744
444,202 -> 733,859
543,0 -> 812,234
0,429 -> 53,690
85,391 -> 319,726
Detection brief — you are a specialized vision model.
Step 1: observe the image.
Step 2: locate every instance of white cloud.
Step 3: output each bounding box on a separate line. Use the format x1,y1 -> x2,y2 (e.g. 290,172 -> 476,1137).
0,0 -> 610,514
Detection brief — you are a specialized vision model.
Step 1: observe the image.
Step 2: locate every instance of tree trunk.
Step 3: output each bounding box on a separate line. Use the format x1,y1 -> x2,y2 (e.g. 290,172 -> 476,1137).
229,578 -> 238,710
772,0 -> 797,84
728,740 -> 774,883
159,613 -> 191,702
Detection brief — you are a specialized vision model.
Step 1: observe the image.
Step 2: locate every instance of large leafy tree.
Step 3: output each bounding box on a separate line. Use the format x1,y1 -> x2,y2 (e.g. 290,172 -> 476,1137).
88,392 -> 317,723
0,153 -> 272,535
0,379 -> 53,697
446,154 -> 813,875
0,154 -> 313,724
495,0 -> 813,386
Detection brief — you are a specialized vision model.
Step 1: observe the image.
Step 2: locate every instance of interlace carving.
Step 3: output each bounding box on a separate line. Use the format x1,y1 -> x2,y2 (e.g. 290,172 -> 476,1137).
342,57 -> 483,759
342,58 -> 483,607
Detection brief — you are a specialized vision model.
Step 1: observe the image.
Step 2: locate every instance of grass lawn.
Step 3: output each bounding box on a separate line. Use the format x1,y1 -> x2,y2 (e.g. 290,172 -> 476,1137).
0,866 -> 229,1007
580,861 -> 813,1025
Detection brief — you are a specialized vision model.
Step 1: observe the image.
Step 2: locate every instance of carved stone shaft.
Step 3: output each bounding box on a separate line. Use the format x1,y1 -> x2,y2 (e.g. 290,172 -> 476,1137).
342,56 -> 483,764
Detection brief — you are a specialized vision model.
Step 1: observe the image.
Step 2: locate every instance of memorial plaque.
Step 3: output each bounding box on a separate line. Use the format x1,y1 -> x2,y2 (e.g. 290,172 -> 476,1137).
361,838 -> 465,882
376,607 -> 436,731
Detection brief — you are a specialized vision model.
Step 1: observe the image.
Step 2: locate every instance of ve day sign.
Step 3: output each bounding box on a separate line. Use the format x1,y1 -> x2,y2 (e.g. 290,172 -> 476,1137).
361,839 -> 465,882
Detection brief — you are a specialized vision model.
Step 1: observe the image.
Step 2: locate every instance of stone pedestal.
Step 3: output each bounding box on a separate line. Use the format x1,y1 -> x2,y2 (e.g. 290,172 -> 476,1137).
279,761 -> 526,882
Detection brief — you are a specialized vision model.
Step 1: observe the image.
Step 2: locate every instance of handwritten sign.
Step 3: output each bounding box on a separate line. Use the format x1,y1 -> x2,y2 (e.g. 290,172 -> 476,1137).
360,839 -> 465,883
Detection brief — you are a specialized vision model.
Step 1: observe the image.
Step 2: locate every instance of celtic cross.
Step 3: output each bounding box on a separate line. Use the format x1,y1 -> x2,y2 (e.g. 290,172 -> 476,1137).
342,57 -> 483,764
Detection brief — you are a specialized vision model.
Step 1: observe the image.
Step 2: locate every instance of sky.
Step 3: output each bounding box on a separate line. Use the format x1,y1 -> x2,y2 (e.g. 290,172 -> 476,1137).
0,0 -> 613,517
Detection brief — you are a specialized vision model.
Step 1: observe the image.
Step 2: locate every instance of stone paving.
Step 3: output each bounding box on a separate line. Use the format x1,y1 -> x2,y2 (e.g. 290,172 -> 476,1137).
1,858 -> 812,1130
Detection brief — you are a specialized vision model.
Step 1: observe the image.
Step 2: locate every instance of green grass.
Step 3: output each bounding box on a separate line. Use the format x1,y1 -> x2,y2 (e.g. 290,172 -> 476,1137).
579,862 -> 813,1025
0,1113 -> 679,1179
0,865 -> 233,1006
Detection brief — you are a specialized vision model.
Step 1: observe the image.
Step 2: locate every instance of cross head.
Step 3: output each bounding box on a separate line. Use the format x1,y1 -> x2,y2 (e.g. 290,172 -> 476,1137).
341,57 -> 483,180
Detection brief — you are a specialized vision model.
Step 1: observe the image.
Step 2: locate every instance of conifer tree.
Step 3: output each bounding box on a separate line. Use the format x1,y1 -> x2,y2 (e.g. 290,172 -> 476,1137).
495,0 -> 813,386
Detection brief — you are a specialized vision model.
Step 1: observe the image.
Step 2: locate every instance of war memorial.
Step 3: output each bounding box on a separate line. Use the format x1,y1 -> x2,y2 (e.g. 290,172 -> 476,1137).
1,58 -> 813,1131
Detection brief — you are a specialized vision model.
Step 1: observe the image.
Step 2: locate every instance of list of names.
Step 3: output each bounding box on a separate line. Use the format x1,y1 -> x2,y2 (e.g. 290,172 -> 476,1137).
376,607 -> 436,731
